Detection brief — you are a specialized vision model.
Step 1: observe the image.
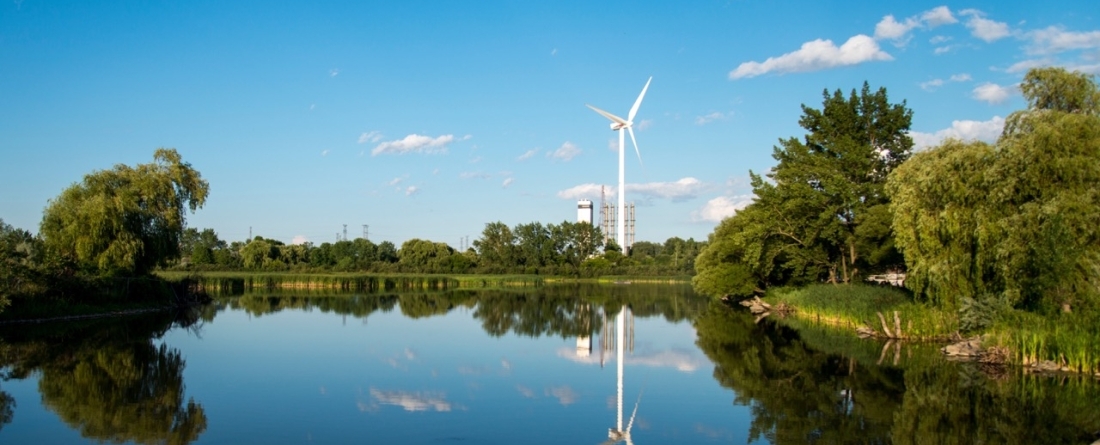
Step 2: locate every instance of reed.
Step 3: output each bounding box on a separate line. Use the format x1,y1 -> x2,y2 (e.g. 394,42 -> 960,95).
990,310 -> 1100,375
767,284 -> 958,340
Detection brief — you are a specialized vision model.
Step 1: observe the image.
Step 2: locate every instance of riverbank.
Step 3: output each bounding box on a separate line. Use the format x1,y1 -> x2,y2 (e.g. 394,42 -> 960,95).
755,284 -> 1100,376
0,275 -> 210,323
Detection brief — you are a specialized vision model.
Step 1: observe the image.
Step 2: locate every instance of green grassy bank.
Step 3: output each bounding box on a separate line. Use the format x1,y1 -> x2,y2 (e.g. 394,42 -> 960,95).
762,284 -> 1100,375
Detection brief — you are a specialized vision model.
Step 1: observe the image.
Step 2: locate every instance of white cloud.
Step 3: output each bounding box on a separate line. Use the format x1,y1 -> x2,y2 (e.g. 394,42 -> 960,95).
551,48 -> 558,56
637,119 -> 654,130
874,15 -> 920,42
691,195 -> 754,222
930,35 -> 952,44
517,148 -> 539,161
960,9 -> 1011,43
919,79 -> 944,91
557,183 -> 607,200
358,131 -> 383,144
558,178 -> 707,202
469,156 -> 483,164
1025,26 -> 1100,55
502,177 -> 514,188
934,45 -> 956,55
626,177 -> 708,202
729,35 -> 892,79
372,134 -> 455,156
329,68 -> 340,77
1006,58 -> 1051,73
369,389 -> 450,412
910,116 -> 1005,150
321,149 -> 330,156
972,82 -> 1014,104
921,6 -> 958,27
920,73 -> 971,91
388,177 -> 404,186
695,112 -> 727,125
291,235 -> 309,245
405,186 -> 420,196
548,141 -> 581,161
875,7 -> 957,45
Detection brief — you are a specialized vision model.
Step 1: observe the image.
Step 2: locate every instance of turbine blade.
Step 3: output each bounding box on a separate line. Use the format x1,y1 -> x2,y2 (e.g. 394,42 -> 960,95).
587,104 -> 628,126
628,128 -> 643,169
627,77 -> 652,122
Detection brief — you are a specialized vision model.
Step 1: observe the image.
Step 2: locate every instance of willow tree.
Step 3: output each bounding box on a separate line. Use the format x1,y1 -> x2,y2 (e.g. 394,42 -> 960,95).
888,67 -> 1100,315
40,149 -> 209,276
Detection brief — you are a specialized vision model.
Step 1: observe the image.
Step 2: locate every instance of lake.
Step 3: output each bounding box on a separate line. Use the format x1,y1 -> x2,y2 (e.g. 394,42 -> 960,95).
1,283 -> 1097,444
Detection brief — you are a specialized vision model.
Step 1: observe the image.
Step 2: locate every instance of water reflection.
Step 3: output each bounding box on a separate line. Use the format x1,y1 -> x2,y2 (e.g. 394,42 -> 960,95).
0,311 -> 207,444
2,286 -> 1097,444
693,301 -> 1100,444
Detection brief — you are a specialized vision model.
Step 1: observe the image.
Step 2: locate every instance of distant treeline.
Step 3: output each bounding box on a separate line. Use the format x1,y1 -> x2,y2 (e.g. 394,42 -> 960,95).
171,221 -> 704,277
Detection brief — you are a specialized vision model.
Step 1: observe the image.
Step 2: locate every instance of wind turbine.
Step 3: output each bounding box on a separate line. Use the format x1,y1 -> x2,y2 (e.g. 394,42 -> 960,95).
601,306 -> 642,445
587,77 -> 651,252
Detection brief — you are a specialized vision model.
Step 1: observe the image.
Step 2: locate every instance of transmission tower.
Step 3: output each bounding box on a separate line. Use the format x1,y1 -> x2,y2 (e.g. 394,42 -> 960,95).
343,224 -> 347,242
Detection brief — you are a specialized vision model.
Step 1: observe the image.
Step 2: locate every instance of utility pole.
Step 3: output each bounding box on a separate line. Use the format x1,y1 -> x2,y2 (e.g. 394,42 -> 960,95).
249,226 -> 252,240
363,224 -> 368,240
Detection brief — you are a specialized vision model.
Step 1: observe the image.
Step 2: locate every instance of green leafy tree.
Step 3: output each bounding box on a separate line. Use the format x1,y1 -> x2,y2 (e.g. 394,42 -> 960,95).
888,67 -> 1100,314
473,222 -> 516,269
40,149 -> 209,276
695,82 -> 912,297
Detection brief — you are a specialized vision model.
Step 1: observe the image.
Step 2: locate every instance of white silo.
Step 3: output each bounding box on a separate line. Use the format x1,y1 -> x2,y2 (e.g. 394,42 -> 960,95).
577,199 -> 594,224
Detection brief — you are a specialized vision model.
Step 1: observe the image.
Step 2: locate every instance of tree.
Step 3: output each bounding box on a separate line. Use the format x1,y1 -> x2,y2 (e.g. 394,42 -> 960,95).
890,68 -> 1100,315
40,149 -> 209,276
695,82 -> 912,296
473,222 -> 516,269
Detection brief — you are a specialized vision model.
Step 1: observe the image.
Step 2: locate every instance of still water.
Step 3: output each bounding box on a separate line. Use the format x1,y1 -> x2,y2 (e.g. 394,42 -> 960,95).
1,283 -> 1098,444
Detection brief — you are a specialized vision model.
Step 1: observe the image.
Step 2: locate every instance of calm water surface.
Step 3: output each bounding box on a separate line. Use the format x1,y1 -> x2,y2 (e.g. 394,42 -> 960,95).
1,283 -> 1097,444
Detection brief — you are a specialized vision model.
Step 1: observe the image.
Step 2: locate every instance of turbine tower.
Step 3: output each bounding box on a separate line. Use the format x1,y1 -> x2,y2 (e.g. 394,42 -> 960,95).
587,77 -> 651,252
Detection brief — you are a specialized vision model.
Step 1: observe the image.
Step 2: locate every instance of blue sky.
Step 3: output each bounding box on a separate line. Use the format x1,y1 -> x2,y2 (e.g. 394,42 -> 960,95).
2,1 -> 1097,248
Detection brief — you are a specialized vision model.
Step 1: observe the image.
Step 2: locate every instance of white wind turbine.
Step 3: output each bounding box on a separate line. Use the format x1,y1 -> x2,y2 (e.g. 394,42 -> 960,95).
587,77 -> 652,252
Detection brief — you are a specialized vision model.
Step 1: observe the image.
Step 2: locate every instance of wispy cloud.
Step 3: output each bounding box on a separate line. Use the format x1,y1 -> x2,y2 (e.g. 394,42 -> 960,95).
388,177 -> 404,186
960,9 -> 1011,43
369,388 -> 451,412
556,347 -> 705,372
321,149 -> 330,156
691,195 -> 754,222
517,148 -> 540,161
291,235 -> 310,245
502,177 -> 514,188
730,35 -> 892,79
972,82 -> 1014,104
556,183 -> 607,200
358,131 -> 383,144
406,186 -> 420,196
329,68 -> 340,77
548,141 -> 581,161
695,112 -> 727,125
516,385 -> 535,398
372,134 -> 456,156
551,48 -> 558,56
911,116 -> 1005,150
919,73 -> 971,91
1024,26 -> 1100,55
626,177 -> 708,202
637,119 -> 654,130
545,386 -> 578,406
921,6 -> 958,27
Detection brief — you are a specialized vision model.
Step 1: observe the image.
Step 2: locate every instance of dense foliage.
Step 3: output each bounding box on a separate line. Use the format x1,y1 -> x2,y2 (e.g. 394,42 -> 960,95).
40,149 -> 209,276
887,67 -> 1100,318
694,82 -> 912,298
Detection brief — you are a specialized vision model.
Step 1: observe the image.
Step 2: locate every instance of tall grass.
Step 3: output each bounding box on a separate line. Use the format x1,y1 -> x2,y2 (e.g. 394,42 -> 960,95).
767,284 -> 958,340
989,310 -> 1100,375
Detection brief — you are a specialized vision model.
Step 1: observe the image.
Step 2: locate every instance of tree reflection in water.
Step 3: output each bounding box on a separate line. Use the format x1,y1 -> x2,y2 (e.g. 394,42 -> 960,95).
0,310 -> 207,444
693,301 -> 1100,444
